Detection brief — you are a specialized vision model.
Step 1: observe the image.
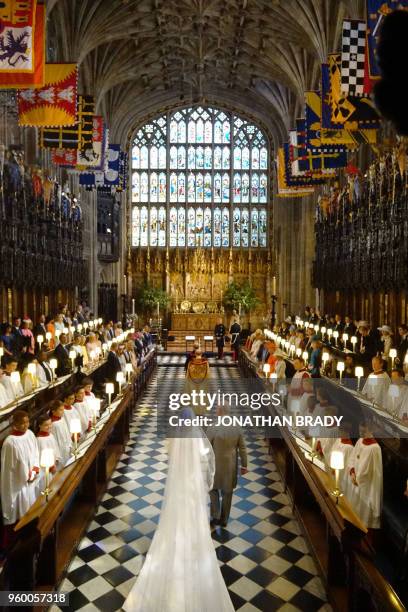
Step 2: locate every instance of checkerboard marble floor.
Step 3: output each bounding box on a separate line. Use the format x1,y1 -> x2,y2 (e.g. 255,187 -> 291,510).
53,357 -> 331,611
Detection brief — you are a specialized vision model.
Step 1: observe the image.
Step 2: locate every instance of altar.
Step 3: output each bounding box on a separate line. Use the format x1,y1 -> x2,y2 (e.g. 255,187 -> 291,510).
171,312 -> 222,331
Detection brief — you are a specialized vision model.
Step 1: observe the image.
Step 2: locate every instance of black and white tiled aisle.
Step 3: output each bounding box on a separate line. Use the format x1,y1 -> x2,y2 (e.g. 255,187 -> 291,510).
52,357 -> 331,612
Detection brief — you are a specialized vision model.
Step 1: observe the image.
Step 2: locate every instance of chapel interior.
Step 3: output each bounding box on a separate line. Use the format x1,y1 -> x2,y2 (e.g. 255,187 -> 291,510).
1,1 -> 408,611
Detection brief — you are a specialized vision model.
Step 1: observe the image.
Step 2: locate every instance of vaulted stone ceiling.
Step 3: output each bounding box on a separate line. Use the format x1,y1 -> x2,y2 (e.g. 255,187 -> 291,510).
48,0 -> 365,145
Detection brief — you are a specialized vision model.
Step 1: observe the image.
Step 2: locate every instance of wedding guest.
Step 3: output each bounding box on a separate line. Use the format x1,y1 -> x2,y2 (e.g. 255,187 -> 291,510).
36,349 -> 53,386
309,337 -> 322,377
249,329 -> 263,359
378,325 -> 394,359
0,325 -> 15,358
54,333 -> 72,376
20,319 -> 35,354
343,316 -> 356,337
396,324 -> 408,366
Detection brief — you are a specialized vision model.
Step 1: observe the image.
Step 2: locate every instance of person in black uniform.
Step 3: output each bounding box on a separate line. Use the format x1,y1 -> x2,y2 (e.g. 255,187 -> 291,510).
229,321 -> 241,361
214,318 -> 226,360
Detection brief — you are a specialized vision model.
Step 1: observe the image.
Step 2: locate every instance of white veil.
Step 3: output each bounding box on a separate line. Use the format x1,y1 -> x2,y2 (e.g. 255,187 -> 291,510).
123,409 -> 234,612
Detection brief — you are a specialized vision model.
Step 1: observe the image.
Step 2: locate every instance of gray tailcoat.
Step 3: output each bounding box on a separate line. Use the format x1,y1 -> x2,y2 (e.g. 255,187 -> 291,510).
206,425 -> 247,492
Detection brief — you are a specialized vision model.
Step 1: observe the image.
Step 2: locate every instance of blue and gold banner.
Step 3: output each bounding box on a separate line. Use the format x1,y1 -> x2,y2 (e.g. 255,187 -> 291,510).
328,54 -> 379,129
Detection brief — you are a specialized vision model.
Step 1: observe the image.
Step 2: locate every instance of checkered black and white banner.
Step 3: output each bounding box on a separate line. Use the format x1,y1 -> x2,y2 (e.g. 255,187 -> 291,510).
341,19 -> 366,96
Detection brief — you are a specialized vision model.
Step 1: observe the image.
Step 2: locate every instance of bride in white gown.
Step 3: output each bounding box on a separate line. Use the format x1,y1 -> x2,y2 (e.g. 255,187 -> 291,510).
123,408 -> 234,612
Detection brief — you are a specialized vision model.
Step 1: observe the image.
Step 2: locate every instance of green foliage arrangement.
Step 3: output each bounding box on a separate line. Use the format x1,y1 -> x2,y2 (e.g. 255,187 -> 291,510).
223,281 -> 260,312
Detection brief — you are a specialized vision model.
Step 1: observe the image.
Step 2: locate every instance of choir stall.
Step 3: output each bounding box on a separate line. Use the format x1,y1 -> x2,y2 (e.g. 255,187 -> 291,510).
238,349 -> 408,612
0,350 -> 156,609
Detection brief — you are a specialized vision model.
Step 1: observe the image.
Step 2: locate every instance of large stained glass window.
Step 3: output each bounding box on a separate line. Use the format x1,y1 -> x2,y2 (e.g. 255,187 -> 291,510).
131,106 -> 269,248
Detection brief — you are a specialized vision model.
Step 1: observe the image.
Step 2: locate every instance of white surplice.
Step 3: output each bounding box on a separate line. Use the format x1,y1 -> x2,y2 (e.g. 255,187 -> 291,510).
0,374 -> 24,401
0,430 -> 40,525
362,371 -> 390,407
348,438 -> 383,528
50,417 -> 72,465
123,424 -> 234,612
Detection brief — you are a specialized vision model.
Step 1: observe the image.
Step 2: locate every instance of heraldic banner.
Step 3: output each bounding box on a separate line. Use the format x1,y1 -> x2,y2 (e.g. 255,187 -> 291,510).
0,1 -> 45,88
18,63 -> 78,126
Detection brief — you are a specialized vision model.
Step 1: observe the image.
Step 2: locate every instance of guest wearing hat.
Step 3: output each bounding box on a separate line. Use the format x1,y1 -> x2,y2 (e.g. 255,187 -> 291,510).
378,325 -> 394,359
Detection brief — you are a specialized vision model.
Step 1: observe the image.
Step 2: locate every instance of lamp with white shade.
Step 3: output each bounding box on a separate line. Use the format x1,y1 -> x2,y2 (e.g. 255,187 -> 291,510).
269,372 -> 278,391
388,384 -> 400,416
351,336 -> 357,352
332,330 -> 339,346
389,348 -> 397,369
125,362 -> 133,382
355,366 -> 364,392
69,349 -> 76,371
263,363 -> 271,378
337,361 -> 345,384
70,419 -> 81,458
342,333 -> 349,349
40,448 -> 55,501
37,334 -> 44,350
105,382 -> 114,407
116,371 -> 125,394
330,450 -> 344,504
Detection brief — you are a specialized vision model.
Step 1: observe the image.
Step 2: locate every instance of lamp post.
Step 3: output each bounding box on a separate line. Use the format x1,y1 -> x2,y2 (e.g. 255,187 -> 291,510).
330,451 -> 344,504
105,382 -> 114,409
116,371 -> 124,394
70,419 -> 81,458
40,448 -> 55,501
69,349 -> 76,372
49,358 -> 57,380
125,363 -> 133,383
355,366 -> 364,392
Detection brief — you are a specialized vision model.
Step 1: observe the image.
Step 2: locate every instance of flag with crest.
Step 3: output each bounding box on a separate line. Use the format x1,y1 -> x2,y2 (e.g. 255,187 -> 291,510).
18,64 -> 78,126
76,117 -> 107,169
276,148 -> 315,198
340,20 -> 367,95
290,121 -> 347,176
328,54 -> 379,128
39,95 -> 94,151
0,2 -> 45,88
306,88 -> 378,149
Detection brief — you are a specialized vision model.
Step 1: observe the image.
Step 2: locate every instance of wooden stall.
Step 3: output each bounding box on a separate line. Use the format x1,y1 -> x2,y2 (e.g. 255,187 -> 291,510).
0,350 -> 156,609
238,349 -> 407,612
